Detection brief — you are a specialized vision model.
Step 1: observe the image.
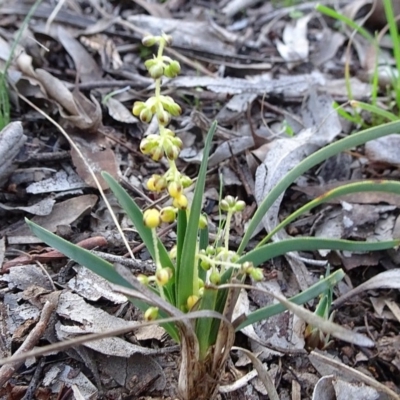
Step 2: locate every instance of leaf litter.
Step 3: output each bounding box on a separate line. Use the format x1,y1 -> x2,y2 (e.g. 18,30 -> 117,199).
0,0 -> 399,399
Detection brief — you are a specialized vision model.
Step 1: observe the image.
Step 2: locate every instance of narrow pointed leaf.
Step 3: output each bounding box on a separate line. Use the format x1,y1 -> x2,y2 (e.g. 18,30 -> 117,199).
238,121 -> 400,253
176,122 -> 217,308
236,269 -> 344,330
259,180 -> 400,246
239,237 -> 400,267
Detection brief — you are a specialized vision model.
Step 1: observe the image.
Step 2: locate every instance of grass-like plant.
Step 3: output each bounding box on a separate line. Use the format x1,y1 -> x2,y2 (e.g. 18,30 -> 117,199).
317,0 -> 400,125
26,34 -> 400,399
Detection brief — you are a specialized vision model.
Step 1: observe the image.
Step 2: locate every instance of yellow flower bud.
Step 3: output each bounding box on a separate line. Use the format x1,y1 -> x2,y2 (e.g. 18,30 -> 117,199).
181,175 -> 193,188
148,63 -> 164,79
160,206 -> 177,223
165,145 -> 180,160
234,200 -> 246,212
198,214 -> 208,229
250,268 -> 264,281
169,245 -> 177,259
139,108 -> 153,123
143,209 -> 161,228
187,295 -> 199,310
150,147 -> 164,161
156,268 -> 172,286
210,270 -> 221,285
137,274 -> 149,285
219,199 -> 230,211
172,193 -> 188,210
168,181 -> 182,198
146,177 -> 156,191
200,259 -> 211,270
153,175 -> 167,191
142,35 -> 157,47
144,307 -> 159,321
157,109 -> 171,126
132,101 -> 145,116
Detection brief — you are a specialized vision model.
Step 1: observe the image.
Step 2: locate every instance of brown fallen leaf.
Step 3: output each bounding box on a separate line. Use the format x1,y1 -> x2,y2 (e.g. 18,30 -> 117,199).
70,130 -> 119,189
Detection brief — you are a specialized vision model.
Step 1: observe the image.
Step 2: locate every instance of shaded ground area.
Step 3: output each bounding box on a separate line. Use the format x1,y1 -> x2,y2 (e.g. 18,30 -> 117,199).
0,0 -> 400,399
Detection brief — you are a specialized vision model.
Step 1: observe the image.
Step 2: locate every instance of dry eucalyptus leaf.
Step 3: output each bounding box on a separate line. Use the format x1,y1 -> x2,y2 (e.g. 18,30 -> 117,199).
56,292 -> 167,357
0,197 -> 55,216
105,97 -> 138,123
68,266 -> 127,303
333,269 -> 400,308
26,169 -> 87,194
276,15 -> 311,69
128,14 -> 237,56
69,131 -> 118,190
365,134 -> 400,165
312,375 -> 379,400
0,122 -> 27,187
1,264 -> 53,291
95,353 -> 166,393
34,69 -> 102,131
8,194 -> 98,239
43,363 -> 98,399
57,26 -> 102,83
170,72 -> 325,97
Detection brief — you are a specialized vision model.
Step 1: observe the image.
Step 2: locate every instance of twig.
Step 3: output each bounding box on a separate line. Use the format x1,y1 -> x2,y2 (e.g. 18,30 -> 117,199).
20,357 -> 46,400
0,293 -> 59,386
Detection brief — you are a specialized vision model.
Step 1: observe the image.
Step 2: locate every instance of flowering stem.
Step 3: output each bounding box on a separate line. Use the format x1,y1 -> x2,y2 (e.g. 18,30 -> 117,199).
224,210 -> 233,250
151,227 -> 166,300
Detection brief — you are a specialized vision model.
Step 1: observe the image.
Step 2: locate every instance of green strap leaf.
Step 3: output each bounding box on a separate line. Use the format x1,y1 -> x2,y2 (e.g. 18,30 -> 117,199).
239,237 -> 400,267
236,269 -> 345,330
27,219 -> 134,288
195,286 -> 218,360
176,122 -> 217,309
238,120 -> 400,253
26,218 -> 180,342
258,180 -> 400,247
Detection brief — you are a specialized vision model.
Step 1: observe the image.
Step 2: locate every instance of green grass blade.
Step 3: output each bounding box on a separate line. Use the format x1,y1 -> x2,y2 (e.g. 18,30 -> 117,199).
27,219 -> 134,288
195,286 -> 218,360
383,0 -> 400,109
239,237 -> 400,267
238,120 -> 400,253
176,121 -> 217,309
198,220 -> 209,282
351,101 -> 398,122
258,180 -> 400,247
315,4 -> 374,42
26,218 -> 180,341
102,172 -> 173,270
236,269 -> 345,330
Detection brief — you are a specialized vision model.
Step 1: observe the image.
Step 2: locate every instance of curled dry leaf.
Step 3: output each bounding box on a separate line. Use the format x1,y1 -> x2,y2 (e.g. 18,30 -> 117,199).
312,375 -> 379,400
57,26 -> 103,83
0,122 -> 27,187
23,67 -> 103,132
333,269 -> 400,308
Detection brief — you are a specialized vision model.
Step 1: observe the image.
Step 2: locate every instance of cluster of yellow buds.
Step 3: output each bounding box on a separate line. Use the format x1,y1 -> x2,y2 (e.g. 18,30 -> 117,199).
219,195 -> 246,213
195,195 -> 261,285
133,33 -> 192,225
